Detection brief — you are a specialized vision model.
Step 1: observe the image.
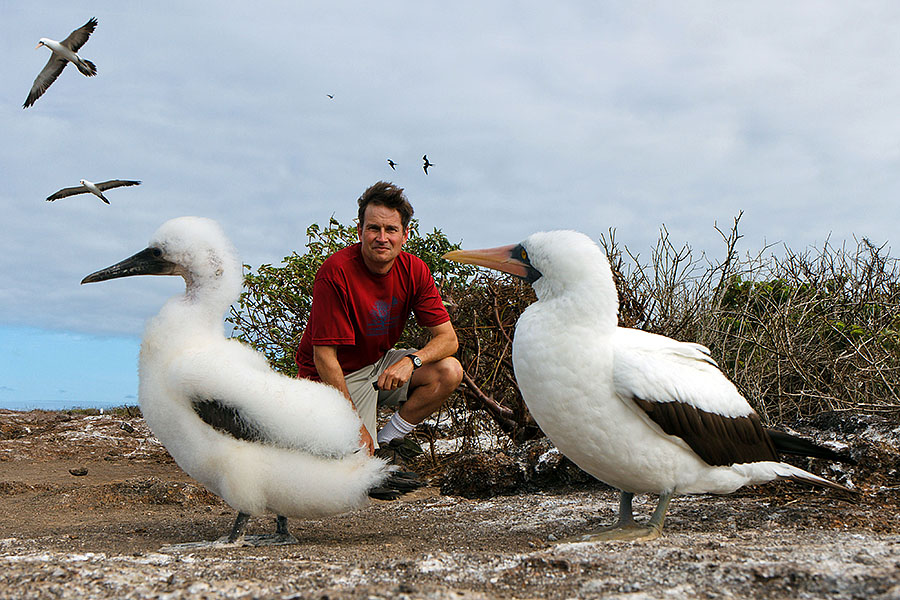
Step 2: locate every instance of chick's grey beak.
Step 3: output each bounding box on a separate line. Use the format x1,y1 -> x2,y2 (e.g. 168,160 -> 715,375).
81,247 -> 177,284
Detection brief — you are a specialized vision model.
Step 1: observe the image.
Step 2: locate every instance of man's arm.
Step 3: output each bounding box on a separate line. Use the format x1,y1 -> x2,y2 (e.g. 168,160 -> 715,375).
376,321 -> 458,391
313,345 -> 375,455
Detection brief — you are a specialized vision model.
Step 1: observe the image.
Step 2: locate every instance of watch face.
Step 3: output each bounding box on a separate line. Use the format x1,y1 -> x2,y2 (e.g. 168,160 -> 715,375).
410,354 -> 423,368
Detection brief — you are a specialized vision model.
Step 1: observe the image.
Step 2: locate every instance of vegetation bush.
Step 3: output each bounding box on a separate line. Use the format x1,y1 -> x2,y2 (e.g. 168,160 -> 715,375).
229,215 -> 900,452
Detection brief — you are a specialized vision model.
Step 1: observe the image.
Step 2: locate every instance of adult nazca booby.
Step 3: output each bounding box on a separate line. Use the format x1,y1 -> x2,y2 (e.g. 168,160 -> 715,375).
47,179 -> 141,204
82,217 -> 418,546
444,230 -> 851,542
24,17 -> 98,109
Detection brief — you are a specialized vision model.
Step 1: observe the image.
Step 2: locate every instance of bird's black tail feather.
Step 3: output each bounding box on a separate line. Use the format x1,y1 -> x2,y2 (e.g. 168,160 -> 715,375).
78,59 -> 97,77
766,428 -> 855,464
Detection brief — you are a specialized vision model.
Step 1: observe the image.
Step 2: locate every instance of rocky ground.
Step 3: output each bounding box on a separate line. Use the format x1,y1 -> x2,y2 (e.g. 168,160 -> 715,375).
0,409 -> 898,599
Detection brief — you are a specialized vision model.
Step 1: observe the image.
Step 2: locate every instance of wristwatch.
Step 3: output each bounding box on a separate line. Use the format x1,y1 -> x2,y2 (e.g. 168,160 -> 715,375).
408,354 -> 423,369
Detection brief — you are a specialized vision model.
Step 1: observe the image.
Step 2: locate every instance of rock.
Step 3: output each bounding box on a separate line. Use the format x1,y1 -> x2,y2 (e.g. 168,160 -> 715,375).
439,438 -> 599,498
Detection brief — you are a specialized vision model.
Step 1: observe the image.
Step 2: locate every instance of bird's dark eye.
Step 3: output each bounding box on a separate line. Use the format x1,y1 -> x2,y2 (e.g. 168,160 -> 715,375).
151,248 -> 163,258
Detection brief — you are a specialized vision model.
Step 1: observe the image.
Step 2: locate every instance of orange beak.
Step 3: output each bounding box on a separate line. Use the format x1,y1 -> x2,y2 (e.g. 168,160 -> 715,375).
442,245 -> 535,280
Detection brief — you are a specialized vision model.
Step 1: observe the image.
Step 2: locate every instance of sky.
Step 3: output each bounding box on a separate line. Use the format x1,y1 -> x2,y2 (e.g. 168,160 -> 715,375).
3,1 -> 900,409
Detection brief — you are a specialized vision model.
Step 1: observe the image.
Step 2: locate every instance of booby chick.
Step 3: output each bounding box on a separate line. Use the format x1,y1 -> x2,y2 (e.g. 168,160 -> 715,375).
47,179 -> 141,204
444,230 -> 851,542
82,217 -> 415,546
24,17 -> 98,108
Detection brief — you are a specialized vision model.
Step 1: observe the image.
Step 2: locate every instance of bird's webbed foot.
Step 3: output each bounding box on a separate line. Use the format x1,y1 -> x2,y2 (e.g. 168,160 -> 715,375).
555,490 -> 672,544
222,514 -> 299,547
561,522 -> 663,543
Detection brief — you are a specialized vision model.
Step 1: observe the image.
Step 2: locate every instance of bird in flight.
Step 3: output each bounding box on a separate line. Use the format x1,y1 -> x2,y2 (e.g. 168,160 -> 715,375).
326,94 -> 334,99
387,159 -> 397,170
422,155 -> 434,174
24,17 -> 98,109
46,179 -> 141,204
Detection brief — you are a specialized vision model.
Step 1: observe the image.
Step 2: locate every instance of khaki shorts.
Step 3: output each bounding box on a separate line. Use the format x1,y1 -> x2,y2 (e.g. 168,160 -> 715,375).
345,348 -> 416,447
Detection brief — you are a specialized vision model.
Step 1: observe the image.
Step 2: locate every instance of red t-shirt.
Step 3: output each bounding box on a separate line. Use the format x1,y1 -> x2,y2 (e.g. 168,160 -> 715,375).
295,243 -> 450,379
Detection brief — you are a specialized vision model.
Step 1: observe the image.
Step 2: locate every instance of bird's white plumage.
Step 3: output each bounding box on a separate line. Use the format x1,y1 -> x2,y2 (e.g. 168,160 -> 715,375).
509,230 -> 835,496
612,327 -> 754,419
125,217 -> 388,517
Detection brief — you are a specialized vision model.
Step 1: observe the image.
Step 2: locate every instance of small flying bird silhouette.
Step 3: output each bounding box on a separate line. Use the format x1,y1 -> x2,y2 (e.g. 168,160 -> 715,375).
24,17 -> 98,109
326,94 -> 334,99
46,179 -> 141,204
422,155 -> 434,174
387,159 -> 397,170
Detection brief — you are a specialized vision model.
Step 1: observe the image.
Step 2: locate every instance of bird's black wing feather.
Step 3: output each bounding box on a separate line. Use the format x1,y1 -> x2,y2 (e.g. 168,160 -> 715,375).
632,396 -> 779,467
62,17 -> 98,52
96,180 -> 141,191
24,56 -> 67,108
192,398 -> 266,443
46,185 -> 89,201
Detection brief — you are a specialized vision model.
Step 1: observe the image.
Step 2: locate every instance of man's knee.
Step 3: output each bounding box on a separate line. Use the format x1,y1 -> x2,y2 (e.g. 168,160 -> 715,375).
435,356 -> 463,390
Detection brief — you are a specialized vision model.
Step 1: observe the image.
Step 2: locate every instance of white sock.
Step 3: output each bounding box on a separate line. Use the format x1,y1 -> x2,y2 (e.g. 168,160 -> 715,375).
377,412 -> 416,445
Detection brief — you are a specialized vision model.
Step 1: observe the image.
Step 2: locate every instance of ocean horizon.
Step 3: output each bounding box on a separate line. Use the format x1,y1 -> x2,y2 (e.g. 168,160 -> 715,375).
1,398 -> 139,412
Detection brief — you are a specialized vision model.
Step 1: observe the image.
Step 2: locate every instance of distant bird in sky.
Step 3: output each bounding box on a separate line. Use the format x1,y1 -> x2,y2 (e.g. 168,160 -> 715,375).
326,94 -> 334,99
444,230 -> 852,542
81,217 -> 420,546
422,155 -> 434,174
24,17 -> 98,109
46,179 -> 141,204
388,159 -> 397,170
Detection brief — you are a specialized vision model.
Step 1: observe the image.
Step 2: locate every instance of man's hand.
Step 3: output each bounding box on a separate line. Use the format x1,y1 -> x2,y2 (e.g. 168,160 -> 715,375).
377,355 -> 415,391
360,424 -> 375,455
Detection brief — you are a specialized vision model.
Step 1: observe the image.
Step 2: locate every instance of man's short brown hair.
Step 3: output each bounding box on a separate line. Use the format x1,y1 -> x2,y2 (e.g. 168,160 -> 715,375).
357,181 -> 414,230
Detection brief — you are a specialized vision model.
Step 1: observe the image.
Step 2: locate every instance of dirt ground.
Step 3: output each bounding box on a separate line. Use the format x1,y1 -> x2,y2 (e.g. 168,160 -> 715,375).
0,409 -> 898,599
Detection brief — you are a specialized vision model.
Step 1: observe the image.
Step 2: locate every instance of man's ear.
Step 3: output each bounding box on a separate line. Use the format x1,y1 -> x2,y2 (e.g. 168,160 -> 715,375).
357,223 -> 363,241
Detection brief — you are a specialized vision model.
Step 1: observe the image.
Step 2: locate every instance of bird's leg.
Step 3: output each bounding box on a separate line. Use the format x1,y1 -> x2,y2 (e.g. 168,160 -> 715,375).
557,490 -> 673,543
231,515 -> 299,547
271,515 -> 299,544
225,512 -> 250,544
276,515 -> 290,536
647,489 -> 673,533
217,513 -> 299,546
614,491 -> 636,527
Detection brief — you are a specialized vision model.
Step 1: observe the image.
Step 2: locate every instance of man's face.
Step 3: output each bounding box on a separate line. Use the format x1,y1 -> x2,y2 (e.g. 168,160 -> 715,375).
358,204 -> 408,272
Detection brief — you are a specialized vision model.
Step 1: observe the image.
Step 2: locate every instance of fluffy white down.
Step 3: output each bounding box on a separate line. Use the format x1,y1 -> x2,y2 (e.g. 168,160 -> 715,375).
135,217 -> 389,516
512,230 -> 827,496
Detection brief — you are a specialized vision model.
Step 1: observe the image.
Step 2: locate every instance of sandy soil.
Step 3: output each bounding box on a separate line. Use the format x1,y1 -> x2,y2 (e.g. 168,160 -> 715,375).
0,409 -> 898,599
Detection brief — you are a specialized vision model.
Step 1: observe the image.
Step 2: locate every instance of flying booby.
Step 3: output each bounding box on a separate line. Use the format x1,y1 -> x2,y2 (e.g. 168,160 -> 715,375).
444,230 -> 851,542
422,155 -> 434,174
47,179 -> 141,204
388,159 -> 397,170
24,17 -> 98,109
82,217 -> 418,546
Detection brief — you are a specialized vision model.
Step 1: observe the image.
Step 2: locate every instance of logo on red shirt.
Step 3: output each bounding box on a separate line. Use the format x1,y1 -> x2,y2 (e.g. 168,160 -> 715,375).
365,297 -> 400,336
